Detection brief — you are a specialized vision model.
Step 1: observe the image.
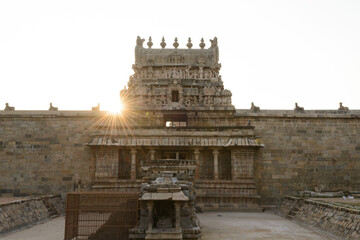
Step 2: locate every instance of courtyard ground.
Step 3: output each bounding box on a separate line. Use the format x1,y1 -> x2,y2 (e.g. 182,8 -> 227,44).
1,211 -> 334,240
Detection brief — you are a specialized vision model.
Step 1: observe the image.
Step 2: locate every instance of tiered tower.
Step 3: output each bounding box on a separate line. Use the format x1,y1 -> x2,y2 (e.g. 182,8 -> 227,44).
88,36 -> 263,211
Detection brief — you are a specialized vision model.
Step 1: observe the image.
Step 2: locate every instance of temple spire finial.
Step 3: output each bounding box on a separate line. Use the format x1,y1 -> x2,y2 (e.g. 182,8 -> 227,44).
187,37 -> 193,49
160,37 -> 166,49
147,36 -> 153,49
173,37 -> 179,49
199,38 -> 205,49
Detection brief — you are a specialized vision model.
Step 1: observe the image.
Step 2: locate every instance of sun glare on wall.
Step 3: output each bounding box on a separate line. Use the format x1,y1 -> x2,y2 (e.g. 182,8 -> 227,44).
105,100 -> 124,115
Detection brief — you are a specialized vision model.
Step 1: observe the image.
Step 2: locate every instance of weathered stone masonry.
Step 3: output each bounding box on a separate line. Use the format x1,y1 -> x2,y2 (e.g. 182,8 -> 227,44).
1,110 -> 359,206
278,196 -> 360,239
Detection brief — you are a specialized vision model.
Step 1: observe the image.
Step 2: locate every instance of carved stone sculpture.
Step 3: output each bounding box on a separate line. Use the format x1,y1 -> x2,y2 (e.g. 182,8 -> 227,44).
251,102 -> 260,112
338,102 -> 349,111
294,103 -> 304,112
4,103 -> 15,111
49,103 -> 58,111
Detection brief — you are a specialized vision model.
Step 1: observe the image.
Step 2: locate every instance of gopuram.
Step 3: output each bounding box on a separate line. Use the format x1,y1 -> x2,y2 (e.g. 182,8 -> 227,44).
87,36 -> 264,211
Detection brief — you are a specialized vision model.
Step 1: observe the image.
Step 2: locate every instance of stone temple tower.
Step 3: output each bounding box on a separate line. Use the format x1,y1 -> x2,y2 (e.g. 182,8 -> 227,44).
120,36 -> 233,112
88,36 -> 263,211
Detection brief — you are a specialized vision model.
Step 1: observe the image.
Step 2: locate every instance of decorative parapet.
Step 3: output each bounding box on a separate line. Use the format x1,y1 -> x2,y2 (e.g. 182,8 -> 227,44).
135,36 -> 219,67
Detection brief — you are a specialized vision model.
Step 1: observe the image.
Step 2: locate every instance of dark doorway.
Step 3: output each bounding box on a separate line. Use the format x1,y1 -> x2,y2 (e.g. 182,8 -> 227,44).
171,90 -> 179,102
118,149 -> 131,179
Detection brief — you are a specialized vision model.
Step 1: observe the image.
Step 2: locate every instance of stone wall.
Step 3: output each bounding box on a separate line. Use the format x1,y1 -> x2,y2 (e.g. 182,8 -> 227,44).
0,111 -> 99,196
277,196 -> 360,240
0,195 -> 64,234
1,110 -> 359,206
234,110 -> 360,205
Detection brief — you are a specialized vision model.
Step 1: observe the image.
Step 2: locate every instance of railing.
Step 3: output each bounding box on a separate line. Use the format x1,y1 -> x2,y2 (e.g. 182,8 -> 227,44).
141,159 -> 196,167
64,192 -> 139,240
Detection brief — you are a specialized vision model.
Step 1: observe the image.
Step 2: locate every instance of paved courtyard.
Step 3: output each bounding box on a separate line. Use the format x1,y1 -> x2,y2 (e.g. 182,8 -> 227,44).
1,212 -> 332,240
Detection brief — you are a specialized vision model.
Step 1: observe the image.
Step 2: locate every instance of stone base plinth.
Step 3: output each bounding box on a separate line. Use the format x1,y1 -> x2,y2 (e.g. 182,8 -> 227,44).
145,229 -> 182,240
195,179 -> 262,211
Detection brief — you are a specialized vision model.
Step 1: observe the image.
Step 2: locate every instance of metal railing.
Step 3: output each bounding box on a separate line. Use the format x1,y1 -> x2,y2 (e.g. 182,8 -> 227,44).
64,192 -> 139,240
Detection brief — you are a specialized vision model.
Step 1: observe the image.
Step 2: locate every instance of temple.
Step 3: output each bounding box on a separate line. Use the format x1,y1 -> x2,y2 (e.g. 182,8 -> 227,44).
87,36 -> 264,211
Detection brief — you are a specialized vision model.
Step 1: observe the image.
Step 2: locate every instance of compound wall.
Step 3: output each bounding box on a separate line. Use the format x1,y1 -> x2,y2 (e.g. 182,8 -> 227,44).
0,110 -> 359,205
235,110 -> 360,204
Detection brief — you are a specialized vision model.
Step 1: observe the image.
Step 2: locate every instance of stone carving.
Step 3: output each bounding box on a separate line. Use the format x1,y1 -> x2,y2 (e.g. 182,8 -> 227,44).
294,103 -> 304,112
338,102 -> 349,111
147,36 -> 153,49
173,37 -> 179,49
4,103 -> 15,111
160,37 -> 166,49
49,103 -> 58,111
203,83 -> 217,96
134,66 -> 219,80
92,103 -> 100,111
121,36 -> 234,109
210,37 -> 219,62
251,102 -> 260,112
199,38 -> 205,49
167,55 -> 184,64
135,36 -> 145,64
187,37 -> 193,49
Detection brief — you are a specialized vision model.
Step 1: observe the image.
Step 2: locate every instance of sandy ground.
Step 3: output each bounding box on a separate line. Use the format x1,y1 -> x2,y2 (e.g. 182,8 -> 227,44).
199,211 -> 332,240
1,212 -> 333,240
1,217 -> 65,240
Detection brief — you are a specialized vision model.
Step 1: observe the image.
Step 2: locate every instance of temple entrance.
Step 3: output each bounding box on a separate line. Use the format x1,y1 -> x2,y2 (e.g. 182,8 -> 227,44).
153,201 -> 175,229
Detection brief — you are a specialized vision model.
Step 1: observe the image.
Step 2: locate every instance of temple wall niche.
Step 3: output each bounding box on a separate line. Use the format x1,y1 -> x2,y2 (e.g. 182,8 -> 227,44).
94,148 -> 118,178
199,150 -> 213,179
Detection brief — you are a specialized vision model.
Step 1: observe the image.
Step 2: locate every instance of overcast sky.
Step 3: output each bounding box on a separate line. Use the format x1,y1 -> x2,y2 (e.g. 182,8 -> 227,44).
1,0 -> 359,111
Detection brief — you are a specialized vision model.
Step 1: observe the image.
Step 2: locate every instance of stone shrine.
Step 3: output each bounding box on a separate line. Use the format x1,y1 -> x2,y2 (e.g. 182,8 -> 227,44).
87,36 -> 264,211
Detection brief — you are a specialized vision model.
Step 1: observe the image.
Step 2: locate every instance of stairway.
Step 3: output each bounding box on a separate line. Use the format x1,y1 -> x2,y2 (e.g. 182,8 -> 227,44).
42,198 -> 59,218
285,201 -> 302,220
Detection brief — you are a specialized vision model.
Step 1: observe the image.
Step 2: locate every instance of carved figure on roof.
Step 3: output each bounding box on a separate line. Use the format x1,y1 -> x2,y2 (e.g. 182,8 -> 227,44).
294,103 -> 304,112
4,103 -> 15,111
210,37 -> 219,62
210,37 -> 218,49
251,102 -> 260,112
135,36 -> 145,64
338,102 -> 349,111
136,36 -> 145,47
49,103 -> 58,111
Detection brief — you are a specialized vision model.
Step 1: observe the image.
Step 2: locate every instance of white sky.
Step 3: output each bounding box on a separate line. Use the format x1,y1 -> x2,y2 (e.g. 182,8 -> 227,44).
0,0 -> 359,111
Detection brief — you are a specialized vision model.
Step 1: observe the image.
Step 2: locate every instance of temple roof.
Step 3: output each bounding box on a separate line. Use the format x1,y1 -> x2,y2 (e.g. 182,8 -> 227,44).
134,36 -> 219,67
87,136 -> 264,148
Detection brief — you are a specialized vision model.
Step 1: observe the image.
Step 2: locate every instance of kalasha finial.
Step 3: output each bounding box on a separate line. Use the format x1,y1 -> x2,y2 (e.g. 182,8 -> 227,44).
199,38 -> 205,49
160,37 -> 166,49
147,36 -> 153,49
173,37 -> 179,49
187,37 -> 193,49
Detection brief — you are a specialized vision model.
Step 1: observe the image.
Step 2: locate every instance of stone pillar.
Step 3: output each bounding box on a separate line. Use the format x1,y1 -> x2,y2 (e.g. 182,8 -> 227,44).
194,149 -> 200,180
149,149 -> 155,161
174,202 -> 181,231
213,149 -> 219,180
147,201 -> 154,231
130,148 -> 137,181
